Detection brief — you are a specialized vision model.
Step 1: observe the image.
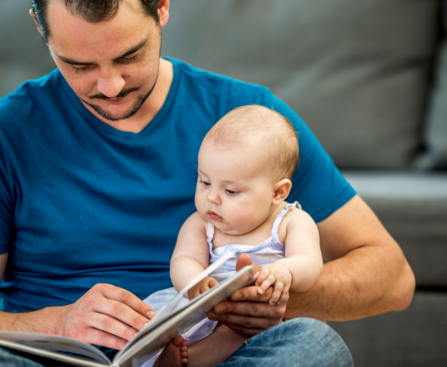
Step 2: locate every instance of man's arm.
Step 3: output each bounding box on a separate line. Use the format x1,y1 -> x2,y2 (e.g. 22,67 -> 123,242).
208,195 -> 415,333
285,194 -> 415,321
0,253 -> 156,349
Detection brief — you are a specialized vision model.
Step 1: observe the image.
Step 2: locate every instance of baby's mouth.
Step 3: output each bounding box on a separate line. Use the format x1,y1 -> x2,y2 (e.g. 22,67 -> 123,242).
207,211 -> 222,221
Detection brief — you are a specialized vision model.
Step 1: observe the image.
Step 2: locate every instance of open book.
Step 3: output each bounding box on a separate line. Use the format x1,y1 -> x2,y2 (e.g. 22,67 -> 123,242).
0,252 -> 254,367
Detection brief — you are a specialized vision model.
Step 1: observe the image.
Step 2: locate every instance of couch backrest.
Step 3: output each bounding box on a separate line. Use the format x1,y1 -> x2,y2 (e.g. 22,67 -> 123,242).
0,1 -> 54,98
162,0 -> 441,170
417,2 -> 447,170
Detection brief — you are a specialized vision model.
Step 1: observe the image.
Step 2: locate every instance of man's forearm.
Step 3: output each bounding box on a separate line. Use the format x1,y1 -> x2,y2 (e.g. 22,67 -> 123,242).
0,306 -> 64,335
284,243 -> 415,321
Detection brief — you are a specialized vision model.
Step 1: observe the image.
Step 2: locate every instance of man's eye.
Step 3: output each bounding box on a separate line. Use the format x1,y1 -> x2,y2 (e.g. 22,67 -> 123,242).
119,53 -> 140,64
226,189 -> 238,195
72,65 -> 91,74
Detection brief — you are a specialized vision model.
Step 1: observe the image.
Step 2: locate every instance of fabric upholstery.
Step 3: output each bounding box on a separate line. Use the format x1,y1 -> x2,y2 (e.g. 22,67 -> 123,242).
330,292 -> 447,367
0,1 -> 54,98
418,3 -> 447,170
343,172 -> 447,286
163,0 -> 440,169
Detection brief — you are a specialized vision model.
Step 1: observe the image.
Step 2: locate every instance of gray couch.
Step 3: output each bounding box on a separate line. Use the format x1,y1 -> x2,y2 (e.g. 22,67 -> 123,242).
160,1 -> 447,366
1,0 -> 446,366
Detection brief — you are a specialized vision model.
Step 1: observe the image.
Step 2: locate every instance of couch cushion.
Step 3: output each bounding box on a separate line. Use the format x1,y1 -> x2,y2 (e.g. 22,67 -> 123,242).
330,291 -> 447,367
163,0 -> 439,169
343,172 -> 447,286
0,1 -> 55,98
417,3 -> 447,170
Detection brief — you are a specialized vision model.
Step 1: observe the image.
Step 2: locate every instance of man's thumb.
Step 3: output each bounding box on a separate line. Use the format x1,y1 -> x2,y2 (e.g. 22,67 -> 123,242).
236,253 -> 261,273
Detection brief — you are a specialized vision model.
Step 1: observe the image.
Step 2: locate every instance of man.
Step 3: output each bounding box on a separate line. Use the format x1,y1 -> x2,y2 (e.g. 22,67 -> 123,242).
0,0 -> 415,366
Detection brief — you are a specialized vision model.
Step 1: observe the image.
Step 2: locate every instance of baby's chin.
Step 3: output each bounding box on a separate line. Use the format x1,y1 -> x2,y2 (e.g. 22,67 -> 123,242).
214,224 -> 251,236
199,212 -> 255,236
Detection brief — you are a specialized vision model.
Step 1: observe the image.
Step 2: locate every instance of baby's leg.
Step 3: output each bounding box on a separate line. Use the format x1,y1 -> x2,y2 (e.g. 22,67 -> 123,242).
187,324 -> 247,367
153,335 -> 188,367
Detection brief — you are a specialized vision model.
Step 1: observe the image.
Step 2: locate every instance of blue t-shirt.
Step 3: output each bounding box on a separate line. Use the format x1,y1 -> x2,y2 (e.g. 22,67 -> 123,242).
0,58 -> 356,313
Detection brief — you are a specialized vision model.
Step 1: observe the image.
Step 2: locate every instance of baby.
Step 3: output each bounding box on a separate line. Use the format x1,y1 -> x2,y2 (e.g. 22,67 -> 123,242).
150,105 -> 323,367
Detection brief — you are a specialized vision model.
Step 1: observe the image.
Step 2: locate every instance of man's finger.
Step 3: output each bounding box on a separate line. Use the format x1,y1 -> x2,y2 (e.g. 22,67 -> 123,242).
101,284 -> 154,318
207,311 -> 279,330
211,299 -> 286,318
83,328 -> 128,350
236,254 -> 261,273
94,298 -> 150,331
88,312 -> 139,341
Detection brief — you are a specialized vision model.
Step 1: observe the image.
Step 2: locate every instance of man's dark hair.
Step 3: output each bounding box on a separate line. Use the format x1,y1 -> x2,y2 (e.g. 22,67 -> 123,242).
31,0 -> 161,40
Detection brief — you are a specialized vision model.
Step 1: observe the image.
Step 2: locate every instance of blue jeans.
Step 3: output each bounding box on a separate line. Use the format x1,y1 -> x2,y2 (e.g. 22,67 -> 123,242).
0,318 -> 353,366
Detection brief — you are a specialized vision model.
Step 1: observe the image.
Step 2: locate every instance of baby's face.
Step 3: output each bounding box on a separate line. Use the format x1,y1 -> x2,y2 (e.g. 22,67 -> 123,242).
195,138 -> 276,236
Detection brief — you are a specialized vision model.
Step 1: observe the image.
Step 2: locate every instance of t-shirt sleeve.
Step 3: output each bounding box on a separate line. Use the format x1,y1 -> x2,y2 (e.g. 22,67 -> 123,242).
0,140 -> 13,254
264,91 -> 356,223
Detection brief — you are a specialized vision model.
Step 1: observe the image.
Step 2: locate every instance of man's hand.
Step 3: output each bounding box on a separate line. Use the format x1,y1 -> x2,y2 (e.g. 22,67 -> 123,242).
58,284 -> 156,350
207,254 -> 287,336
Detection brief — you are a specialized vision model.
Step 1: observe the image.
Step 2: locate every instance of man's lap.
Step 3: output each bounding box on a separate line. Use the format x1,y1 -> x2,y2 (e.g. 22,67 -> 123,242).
218,318 -> 353,367
0,318 -> 353,367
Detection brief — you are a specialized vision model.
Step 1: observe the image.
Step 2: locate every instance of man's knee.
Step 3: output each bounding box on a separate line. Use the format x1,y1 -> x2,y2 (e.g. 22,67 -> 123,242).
236,318 -> 354,367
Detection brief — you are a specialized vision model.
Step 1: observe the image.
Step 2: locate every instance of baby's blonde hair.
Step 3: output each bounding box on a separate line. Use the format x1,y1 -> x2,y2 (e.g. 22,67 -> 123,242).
206,105 -> 299,181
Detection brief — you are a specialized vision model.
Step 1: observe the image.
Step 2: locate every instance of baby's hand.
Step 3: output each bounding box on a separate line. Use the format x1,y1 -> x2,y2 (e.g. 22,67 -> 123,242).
255,263 -> 292,305
187,276 -> 219,300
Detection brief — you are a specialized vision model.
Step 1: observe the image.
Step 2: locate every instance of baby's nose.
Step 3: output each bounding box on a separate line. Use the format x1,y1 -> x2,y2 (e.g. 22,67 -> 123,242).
207,191 -> 222,205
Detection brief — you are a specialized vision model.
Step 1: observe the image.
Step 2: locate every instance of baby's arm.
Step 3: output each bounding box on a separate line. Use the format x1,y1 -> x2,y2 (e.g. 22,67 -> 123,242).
256,209 -> 323,304
170,212 -> 211,293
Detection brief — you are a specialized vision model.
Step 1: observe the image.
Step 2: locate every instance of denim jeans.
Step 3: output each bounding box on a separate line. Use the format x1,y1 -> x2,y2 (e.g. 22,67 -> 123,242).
0,318 -> 354,366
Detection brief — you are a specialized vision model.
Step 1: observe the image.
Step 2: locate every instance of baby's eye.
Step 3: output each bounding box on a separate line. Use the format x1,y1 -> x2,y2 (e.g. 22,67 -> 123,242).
226,189 -> 238,195
200,180 -> 211,187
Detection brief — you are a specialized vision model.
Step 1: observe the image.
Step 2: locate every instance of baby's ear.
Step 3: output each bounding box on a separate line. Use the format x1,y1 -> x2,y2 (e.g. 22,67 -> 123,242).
272,179 -> 292,205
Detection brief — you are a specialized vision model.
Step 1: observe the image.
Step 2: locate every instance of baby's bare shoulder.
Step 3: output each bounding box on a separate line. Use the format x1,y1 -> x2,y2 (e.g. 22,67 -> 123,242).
282,204 -> 313,223
278,205 -> 317,239
181,211 -> 208,234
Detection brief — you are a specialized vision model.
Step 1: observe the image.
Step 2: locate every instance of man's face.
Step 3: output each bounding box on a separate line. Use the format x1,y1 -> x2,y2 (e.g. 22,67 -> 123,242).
43,0 -> 163,121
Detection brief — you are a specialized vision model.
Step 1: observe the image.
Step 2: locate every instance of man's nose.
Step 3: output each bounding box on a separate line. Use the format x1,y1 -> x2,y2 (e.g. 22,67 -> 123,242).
96,67 -> 126,98
207,189 -> 222,205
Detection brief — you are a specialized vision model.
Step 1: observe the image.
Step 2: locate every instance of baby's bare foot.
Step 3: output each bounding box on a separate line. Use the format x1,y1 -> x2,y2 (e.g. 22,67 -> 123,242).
154,335 -> 188,367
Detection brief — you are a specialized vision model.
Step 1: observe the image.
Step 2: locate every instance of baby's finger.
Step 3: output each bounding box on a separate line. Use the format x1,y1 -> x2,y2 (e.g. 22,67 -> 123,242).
255,269 -> 271,286
270,290 -> 282,305
278,291 -> 289,305
277,283 -> 290,304
258,273 -> 276,294
269,282 -> 284,305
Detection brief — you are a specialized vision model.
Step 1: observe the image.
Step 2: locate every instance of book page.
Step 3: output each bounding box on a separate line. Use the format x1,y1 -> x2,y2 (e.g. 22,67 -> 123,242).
115,251 -> 235,360
115,266 -> 254,367
0,332 -> 111,365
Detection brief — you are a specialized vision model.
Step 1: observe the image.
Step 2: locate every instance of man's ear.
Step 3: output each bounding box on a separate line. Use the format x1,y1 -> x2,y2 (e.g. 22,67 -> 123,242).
272,179 -> 292,206
30,8 -> 47,44
158,0 -> 170,28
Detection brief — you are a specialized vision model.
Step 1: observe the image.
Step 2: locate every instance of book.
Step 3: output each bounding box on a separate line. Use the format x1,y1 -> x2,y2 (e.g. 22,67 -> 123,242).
0,252 -> 254,367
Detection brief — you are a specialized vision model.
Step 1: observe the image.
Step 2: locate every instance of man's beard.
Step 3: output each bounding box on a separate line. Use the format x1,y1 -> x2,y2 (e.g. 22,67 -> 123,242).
80,76 -> 158,122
